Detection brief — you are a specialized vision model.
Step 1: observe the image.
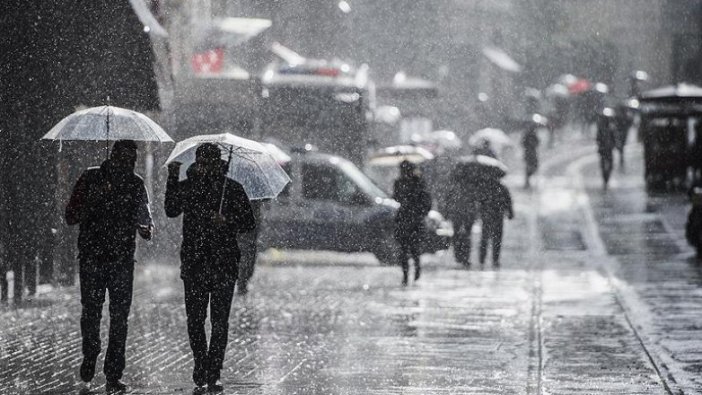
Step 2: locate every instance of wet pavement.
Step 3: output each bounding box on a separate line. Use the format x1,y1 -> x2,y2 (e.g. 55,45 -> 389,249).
1,133 -> 702,394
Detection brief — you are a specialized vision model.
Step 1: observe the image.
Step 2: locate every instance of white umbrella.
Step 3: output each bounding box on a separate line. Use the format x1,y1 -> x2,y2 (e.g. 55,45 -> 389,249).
468,128 -> 513,149
42,105 -> 173,143
164,133 -> 291,200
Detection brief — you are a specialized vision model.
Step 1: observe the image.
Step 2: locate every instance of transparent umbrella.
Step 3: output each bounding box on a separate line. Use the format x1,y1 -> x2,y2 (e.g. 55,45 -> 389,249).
42,105 -> 173,143
468,128 -> 513,149
164,133 -> 291,200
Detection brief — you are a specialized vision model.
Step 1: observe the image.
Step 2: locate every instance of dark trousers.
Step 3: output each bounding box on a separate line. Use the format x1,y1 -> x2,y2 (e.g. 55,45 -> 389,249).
453,214 -> 477,265
79,262 -> 133,382
396,225 -> 422,275
480,217 -> 504,264
600,151 -> 614,186
183,279 -> 235,385
7,243 -> 37,299
1,267 -> 7,301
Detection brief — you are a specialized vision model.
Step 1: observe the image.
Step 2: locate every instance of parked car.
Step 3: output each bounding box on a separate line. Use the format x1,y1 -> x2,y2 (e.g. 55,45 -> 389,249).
258,149 -> 452,264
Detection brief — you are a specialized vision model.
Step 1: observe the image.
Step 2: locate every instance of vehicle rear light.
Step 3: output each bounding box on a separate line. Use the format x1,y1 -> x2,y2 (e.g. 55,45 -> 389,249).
315,67 -> 340,77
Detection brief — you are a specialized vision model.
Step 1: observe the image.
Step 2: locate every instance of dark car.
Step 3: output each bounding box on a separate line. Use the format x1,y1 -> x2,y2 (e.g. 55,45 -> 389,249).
258,150 -> 452,264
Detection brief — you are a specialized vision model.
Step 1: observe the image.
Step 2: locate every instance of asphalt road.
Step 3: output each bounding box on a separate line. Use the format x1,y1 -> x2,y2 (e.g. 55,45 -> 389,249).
1,133 -> 701,394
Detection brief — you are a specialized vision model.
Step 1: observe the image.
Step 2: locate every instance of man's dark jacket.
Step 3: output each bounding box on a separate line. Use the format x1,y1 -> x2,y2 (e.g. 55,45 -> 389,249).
65,160 -> 152,266
165,164 -> 256,283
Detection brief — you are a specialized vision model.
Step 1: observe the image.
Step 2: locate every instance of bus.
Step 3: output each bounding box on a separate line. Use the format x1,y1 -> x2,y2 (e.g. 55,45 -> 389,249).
257,58 -> 374,164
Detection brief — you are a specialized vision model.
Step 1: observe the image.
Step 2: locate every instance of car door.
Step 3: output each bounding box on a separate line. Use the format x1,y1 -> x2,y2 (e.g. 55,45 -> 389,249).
259,161 -> 305,249
299,161 -> 359,250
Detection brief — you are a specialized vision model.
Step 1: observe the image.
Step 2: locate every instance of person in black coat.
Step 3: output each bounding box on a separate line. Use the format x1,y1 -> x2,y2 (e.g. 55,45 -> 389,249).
65,140 -> 153,393
165,143 -> 255,392
522,125 -> 539,189
596,109 -> 617,190
445,171 -> 481,267
478,178 -> 514,266
393,161 -> 432,286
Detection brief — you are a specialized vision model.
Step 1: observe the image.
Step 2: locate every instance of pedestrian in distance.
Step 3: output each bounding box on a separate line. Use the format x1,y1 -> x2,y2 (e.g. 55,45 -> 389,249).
65,140 -> 154,394
597,108 -> 617,190
477,178 -> 514,266
445,169 -> 481,267
165,143 -> 256,393
613,103 -> 633,168
522,125 -> 540,189
393,160 -> 432,286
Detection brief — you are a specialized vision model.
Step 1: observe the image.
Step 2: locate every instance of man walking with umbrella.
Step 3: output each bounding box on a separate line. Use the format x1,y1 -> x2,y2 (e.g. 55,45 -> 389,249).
393,160 -> 432,286
596,108 -> 617,190
478,177 -> 514,266
65,140 -> 153,393
165,143 -> 255,393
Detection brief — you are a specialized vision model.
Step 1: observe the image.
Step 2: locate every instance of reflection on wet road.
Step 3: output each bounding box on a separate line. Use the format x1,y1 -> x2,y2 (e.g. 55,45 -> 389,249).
1,142 -> 701,394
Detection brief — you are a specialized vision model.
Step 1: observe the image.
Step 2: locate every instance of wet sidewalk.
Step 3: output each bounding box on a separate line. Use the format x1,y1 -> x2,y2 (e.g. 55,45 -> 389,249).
0,134 -> 693,394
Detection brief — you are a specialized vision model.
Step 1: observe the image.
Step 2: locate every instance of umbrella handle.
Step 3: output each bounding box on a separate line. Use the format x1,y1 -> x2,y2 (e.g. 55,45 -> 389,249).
218,146 -> 233,214
105,99 -> 111,160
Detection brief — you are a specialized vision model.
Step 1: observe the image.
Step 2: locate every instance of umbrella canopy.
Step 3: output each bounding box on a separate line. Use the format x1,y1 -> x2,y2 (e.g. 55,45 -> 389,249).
567,78 -> 591,95
468,128 -> 513,149
42,105 -> 173,143
367,145 -> 435,167
164,133 -> 291,200
453,155 -> 508,179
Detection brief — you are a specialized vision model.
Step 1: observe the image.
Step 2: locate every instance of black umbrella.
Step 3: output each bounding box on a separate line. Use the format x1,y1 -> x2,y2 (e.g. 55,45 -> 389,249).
453,155 -> 508,179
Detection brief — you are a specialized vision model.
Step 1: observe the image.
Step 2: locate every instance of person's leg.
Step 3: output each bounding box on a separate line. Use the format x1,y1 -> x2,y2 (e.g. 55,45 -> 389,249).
603,154 -> 613,188
8,243 -> 23,301
104,266 -> 134,384
22,247 -> 36,296
184,280 -> 210,386
398,240 -> 410,286
479,220 -> 490,265
79,266 -> 107,382
0,268 -> 7,302
410,229 -> 422,281
492,220 -> 504,266
206,280 -> 236,386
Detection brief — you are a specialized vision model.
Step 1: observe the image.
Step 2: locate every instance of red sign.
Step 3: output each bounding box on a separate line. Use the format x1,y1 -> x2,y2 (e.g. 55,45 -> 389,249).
191,48 -> 224,74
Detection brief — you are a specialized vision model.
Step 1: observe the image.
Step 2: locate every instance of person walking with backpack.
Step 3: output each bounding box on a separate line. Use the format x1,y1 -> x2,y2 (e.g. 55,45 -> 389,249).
393,161 -> 432,286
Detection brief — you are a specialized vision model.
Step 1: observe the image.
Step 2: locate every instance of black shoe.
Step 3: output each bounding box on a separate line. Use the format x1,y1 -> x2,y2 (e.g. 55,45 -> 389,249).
192,385 -> 208,395
207,381 -> 224,393
193,365 -> 207,387
79,357 -> 96,383
106,380 -> 127,394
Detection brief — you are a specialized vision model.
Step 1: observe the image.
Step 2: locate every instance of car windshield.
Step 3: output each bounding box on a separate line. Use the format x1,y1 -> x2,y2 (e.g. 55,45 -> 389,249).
339,161 -> 388,199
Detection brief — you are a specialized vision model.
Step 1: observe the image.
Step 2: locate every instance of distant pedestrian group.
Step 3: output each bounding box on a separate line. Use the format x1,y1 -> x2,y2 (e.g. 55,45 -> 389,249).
445,168 -> 513,268
393,155 -> 514,287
